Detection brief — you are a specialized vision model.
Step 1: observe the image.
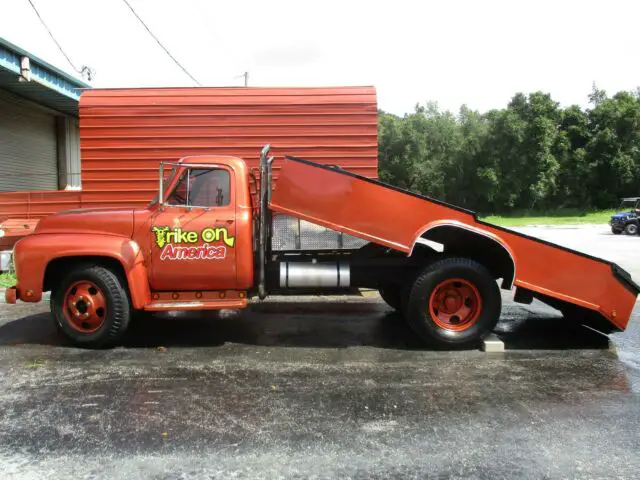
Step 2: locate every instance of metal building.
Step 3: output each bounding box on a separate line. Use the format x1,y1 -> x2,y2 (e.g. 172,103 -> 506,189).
0,64 -> 377,254
79,86 -> 378,208
0,37 -> 89,192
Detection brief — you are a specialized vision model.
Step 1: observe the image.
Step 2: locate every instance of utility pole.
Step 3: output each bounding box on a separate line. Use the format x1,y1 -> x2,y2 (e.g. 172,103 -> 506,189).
233,72 -> 249,87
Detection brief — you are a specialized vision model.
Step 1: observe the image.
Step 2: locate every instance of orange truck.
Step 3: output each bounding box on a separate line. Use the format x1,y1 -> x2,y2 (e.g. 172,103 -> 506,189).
4,144 -> 639,349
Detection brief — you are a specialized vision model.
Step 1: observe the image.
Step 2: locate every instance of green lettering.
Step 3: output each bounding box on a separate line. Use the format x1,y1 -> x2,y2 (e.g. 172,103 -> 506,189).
152,226 -> 170,248
175,228 -> 190,243
202,227 -> 216,243
215,227 -> 235,248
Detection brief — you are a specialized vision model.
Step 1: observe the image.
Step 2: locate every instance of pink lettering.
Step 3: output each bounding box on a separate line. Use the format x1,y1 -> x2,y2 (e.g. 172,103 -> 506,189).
159,243 -> 227,261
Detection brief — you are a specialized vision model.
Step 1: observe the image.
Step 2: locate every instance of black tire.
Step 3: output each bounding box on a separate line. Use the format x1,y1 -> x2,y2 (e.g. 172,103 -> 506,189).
379,285 -> 403,311
51,265 -> 131,348
625,223 -> 638,235
404,257 -> 501,349
611,227 -> 622,235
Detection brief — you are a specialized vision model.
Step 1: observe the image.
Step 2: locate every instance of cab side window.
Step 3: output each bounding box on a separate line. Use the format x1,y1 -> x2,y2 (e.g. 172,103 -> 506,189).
166,169 -> 230,207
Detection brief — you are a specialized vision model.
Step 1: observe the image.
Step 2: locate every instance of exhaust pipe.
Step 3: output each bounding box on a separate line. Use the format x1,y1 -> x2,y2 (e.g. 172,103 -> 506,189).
258,144 -> 272,299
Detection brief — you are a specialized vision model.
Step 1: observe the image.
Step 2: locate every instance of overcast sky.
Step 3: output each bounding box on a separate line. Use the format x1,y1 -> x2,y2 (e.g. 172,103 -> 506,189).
1,0 -> 639,114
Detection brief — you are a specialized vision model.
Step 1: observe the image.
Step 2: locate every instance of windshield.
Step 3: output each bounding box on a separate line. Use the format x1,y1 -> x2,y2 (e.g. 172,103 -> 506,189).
619,200 -> 640,210
148,165 -> 178,206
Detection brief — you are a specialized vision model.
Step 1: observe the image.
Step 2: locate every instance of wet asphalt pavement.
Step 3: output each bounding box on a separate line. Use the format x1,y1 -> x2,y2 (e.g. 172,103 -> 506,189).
2,225 -> 640,479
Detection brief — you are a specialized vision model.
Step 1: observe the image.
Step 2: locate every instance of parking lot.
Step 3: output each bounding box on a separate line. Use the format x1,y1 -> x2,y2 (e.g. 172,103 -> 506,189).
1,225 -> 640,479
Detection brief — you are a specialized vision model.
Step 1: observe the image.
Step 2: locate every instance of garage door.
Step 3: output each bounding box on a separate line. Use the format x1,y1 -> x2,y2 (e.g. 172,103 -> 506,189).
0,89 -> 57,191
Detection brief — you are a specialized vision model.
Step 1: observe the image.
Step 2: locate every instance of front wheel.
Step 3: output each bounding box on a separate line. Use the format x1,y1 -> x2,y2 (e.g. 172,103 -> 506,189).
625,223 -> 638,235
405,258 -> 501,349
611,227 -> 622,235
51,265 -> 131,348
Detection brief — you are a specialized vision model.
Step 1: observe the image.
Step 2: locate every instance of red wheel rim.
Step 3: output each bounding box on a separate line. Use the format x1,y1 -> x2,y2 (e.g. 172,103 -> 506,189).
428,278 -> 482,331
62,281 -> 107,334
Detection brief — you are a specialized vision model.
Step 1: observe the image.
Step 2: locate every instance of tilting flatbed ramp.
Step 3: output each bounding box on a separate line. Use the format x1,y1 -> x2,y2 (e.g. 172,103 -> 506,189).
271,156 -> 639,332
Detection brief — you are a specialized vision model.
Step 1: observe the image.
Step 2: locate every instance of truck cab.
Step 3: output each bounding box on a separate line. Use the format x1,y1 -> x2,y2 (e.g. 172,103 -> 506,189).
7,154 -> 256,346
140,156 -> 254,293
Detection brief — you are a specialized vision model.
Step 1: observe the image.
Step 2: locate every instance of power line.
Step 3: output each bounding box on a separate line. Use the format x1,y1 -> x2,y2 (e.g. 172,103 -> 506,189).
25,0 -> 80,73
122,0 -> 201,86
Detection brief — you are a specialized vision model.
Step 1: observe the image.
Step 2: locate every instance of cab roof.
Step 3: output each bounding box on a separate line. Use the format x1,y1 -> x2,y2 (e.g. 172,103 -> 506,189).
177,155 -> 243,164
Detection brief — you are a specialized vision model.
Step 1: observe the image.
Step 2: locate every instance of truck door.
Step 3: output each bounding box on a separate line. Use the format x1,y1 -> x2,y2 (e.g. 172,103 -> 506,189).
149,166 -> 237,291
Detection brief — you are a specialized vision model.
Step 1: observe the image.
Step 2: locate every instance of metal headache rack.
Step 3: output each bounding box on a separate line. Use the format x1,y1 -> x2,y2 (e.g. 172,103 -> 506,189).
271,214 -> 368,251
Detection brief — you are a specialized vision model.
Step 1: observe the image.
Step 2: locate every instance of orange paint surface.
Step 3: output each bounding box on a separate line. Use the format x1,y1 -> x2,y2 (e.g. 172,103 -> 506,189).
270,156 -> 638,330
0,218 -> 39,250
131,156 -> 254,292
11,232 -> 148,306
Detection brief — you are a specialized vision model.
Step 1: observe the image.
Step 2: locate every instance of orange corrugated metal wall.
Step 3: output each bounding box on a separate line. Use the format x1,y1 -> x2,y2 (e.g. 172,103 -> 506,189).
0,191 -> 83,218
0,86 -> 378,217
79,86 -> 378,208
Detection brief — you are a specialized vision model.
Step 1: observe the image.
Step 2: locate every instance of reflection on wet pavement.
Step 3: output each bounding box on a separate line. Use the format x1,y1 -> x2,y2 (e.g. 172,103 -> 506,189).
1,294 -> 640,478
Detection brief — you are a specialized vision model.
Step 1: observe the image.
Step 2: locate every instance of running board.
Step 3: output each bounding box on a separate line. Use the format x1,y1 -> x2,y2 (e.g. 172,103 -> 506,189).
144,299 -> 247,311
144,290 -> 248,311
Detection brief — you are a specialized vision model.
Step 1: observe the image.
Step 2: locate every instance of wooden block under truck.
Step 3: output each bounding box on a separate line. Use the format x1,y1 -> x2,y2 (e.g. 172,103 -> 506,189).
5,146 -> 639,349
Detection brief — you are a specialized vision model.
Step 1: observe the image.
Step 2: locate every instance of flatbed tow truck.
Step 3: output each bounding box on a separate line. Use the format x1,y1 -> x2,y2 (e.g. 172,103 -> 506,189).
5,146 -> 639,348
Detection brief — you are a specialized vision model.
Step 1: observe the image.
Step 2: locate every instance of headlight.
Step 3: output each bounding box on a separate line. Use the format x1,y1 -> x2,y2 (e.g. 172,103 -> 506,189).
0,228 -> 4,238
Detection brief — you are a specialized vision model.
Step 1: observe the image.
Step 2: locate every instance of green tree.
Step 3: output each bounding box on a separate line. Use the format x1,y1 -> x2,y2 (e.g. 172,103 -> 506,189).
586,90 -> 640,207
553,105 -> 593,207
377,86 -> 640,214
443,105 -> 493,210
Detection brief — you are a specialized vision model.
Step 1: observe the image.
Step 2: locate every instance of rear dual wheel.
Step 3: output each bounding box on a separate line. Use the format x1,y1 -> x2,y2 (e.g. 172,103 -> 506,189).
405,258 -> 501,349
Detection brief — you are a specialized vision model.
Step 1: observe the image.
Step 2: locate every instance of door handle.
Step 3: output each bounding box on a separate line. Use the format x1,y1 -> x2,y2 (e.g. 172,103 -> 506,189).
214,220 -> 234,227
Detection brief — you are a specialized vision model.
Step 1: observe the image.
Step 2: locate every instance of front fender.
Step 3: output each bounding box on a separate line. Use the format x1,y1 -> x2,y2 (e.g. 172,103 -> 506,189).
13,233 -> 150,308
